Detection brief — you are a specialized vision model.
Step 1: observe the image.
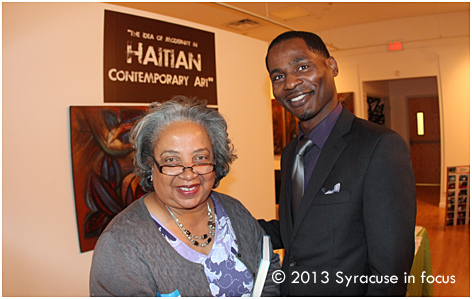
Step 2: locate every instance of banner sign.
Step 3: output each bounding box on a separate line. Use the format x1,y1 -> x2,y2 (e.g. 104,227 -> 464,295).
104,10 -> 217,104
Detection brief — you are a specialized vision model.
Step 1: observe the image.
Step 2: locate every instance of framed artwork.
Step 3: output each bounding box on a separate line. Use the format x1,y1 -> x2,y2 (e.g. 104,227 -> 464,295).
367,95 -> 385,125
272,100 -> 297,155
272,100 -> 284,155
70,106 -> 148,252
338,92 -> 354,114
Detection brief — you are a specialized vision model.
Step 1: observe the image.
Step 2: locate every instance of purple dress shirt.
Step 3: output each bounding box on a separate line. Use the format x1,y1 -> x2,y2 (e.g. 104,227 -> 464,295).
297,102 -> 343,188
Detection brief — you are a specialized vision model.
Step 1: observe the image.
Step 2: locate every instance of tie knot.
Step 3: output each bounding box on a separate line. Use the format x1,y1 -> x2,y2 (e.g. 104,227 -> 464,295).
296,137 -> 314,156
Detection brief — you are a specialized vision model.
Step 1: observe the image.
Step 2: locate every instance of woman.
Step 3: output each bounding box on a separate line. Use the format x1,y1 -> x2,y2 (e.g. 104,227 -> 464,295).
90,96 -> 280,296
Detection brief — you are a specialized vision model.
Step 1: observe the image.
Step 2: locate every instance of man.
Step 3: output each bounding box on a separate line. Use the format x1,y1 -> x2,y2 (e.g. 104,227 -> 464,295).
259,31 -> 416,296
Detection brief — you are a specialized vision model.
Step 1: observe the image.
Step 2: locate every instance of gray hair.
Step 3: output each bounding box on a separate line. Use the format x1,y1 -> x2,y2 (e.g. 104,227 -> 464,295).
129,96 -> 237,191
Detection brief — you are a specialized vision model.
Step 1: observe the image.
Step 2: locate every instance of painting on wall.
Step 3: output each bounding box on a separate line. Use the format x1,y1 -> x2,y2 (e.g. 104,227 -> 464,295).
70,106 -> 148,252
367,96 -> 385,125
338,92 -> 355,114
272,100 -> 284,155
272,100 -> 298,155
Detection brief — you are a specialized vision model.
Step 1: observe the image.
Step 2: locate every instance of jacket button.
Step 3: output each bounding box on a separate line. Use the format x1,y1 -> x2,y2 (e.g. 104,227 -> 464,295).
290,262 -> 296,267
237,253 -> 242,257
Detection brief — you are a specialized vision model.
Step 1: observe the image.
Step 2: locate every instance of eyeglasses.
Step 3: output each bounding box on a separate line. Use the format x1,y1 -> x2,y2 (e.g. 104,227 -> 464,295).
152,156 -> 215,176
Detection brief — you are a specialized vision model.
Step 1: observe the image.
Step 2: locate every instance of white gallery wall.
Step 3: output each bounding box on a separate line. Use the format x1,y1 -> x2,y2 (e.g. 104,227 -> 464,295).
3,2 -> 469,296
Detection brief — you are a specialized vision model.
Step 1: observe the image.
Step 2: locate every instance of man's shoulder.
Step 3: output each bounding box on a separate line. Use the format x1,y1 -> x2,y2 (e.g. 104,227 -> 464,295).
342,116 -> 410,155
348,115 -> 398,138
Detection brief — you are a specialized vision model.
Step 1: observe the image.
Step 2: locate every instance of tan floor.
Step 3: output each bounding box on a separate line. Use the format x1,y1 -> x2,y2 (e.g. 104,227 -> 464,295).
415,186 -> 470,297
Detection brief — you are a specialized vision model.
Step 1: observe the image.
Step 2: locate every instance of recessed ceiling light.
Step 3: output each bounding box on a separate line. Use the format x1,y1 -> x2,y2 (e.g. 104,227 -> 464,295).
270,6 -> 310,21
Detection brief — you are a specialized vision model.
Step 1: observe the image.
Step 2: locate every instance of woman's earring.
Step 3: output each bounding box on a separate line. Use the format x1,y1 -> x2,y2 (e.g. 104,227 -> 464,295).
150,173 -> 153,182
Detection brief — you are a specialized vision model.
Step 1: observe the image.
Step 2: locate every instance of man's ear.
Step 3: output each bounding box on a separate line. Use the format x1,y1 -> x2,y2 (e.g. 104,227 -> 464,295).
327,57 -> 339,77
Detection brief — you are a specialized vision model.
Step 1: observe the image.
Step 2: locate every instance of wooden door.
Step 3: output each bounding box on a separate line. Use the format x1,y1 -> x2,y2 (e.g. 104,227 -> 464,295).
408,97 -> 441,185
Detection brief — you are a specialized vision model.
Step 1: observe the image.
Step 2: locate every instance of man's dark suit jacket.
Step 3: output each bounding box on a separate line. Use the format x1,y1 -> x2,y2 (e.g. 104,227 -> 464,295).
259,107 -> 417,296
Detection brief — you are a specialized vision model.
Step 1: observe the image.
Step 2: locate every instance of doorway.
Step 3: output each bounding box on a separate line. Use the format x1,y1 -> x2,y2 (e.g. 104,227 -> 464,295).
363,77 -> 441,204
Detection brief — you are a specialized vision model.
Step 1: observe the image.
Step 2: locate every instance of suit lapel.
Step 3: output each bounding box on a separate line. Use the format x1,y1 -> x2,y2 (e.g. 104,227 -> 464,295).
291,108 -> 355,237
278,139 -> 297,248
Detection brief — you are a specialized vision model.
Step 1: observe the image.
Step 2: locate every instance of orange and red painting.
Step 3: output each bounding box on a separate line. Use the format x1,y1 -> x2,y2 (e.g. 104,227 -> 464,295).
70,106 -> 147,252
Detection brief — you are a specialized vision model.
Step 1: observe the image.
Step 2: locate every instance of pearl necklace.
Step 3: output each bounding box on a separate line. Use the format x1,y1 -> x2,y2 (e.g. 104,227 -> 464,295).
165,201 -> 215,247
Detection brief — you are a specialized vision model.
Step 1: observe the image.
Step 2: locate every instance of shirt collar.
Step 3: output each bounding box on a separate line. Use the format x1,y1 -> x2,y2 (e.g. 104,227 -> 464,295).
298,102 -> 343,149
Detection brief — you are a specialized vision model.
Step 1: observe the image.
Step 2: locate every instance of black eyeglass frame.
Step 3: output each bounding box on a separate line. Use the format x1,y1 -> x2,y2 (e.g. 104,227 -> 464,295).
151,156 -> 216,176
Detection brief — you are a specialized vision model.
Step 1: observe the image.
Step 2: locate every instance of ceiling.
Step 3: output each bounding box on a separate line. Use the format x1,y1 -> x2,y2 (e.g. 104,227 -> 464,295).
110,2 -> 469,50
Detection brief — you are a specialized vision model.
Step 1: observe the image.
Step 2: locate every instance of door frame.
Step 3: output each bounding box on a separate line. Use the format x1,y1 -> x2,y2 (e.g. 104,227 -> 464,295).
361,76 -> 446,207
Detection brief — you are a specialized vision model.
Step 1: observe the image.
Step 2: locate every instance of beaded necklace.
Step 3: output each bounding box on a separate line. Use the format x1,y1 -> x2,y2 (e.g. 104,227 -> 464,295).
165,201 -> 215,247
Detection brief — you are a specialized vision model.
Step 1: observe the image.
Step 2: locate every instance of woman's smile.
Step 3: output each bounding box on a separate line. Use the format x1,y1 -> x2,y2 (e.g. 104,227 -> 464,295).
176,184 -> 200,195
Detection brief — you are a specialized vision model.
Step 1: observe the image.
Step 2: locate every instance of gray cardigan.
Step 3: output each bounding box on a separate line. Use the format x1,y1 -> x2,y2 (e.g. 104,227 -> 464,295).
90,191 -> 281,296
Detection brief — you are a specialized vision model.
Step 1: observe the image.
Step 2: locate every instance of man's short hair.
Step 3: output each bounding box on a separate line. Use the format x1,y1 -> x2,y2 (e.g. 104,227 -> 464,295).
266,31 -> 330,71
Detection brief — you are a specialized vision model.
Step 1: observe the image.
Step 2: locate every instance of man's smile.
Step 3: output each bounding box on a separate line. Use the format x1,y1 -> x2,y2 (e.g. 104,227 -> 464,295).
287,91 -> 313,106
